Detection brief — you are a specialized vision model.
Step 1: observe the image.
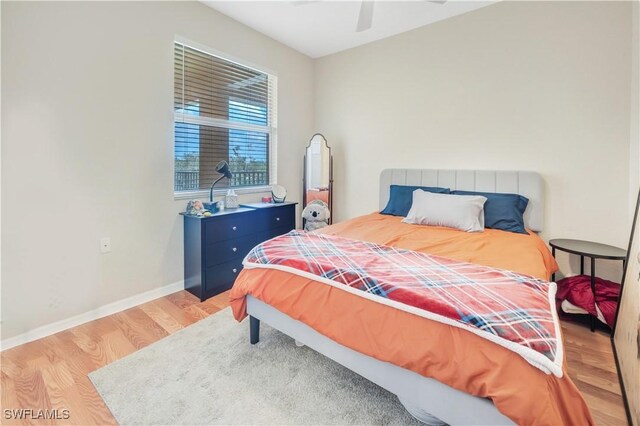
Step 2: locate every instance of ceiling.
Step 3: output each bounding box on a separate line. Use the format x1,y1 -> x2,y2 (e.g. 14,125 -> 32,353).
202,1 -> 496,58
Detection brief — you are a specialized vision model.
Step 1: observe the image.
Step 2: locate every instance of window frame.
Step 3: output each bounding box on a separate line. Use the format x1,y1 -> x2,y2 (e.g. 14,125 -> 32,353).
173,36 -> 278,199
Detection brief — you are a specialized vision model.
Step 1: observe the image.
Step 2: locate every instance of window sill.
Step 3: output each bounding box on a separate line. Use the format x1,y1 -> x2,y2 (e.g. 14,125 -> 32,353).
174,185 -> 273,201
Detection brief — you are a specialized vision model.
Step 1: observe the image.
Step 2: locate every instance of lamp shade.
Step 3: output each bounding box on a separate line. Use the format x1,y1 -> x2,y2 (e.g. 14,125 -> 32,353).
215,160 -> 233,179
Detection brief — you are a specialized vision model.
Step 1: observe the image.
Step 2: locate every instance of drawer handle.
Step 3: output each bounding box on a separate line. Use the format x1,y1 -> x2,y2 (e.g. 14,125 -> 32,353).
232,226 -> 237,231
276,217 -> 280,221
232,247 -> 237,252
232,268 -> 238,273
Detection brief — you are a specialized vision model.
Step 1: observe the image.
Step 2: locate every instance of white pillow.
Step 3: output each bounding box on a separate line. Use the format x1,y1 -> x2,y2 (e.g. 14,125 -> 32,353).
402,190 -> 487,232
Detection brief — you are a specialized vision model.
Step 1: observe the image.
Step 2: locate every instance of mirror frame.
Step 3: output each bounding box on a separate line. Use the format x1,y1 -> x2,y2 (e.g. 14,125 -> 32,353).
611,187 -> 638,425
612,188 -> 639,336
302,133 -> 333,226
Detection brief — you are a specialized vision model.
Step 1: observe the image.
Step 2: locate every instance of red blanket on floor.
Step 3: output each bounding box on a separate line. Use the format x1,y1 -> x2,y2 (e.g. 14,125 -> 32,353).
555,275 -> 620,326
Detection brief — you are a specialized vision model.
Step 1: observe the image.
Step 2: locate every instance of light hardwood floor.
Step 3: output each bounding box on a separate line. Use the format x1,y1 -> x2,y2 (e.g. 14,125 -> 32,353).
0,290 -> 628,425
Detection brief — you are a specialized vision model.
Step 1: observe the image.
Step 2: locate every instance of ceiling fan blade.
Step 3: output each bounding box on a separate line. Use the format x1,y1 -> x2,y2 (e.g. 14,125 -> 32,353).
356,0 -> 374,32
427,0 -> 448,4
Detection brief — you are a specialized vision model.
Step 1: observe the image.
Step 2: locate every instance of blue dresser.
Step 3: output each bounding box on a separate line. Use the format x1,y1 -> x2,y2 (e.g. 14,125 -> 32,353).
182,202 -> 296,301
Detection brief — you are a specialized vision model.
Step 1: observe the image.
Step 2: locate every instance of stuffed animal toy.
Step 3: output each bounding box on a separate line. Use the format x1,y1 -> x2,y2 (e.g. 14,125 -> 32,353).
302,200 -> 330,232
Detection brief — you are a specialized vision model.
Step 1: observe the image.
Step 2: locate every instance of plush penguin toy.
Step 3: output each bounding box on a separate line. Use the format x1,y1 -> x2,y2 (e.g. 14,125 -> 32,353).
302,200 -> 331,232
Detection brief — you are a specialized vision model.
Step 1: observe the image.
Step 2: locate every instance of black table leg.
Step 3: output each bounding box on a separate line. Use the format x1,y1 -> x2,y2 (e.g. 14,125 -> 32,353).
551,247 -> 556,282
590,258 -> 596,332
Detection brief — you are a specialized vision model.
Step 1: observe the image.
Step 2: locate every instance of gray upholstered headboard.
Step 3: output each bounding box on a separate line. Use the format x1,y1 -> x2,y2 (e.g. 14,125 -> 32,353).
379,169 -> 544,232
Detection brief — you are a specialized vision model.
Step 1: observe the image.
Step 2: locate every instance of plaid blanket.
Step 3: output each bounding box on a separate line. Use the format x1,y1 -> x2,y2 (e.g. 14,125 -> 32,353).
243,230 -> 563,376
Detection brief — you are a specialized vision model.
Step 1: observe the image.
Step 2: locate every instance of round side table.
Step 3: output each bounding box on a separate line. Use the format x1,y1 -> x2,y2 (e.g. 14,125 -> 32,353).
549,239 -> 626,331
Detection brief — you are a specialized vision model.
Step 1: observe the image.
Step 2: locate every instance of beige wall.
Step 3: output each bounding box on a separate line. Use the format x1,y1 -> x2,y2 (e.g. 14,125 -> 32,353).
1,1 -> 314,340
315,1 -> 633,280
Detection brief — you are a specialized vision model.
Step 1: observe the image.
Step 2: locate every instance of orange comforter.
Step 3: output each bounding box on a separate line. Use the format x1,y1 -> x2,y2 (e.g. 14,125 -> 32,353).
230,213 -> 593,425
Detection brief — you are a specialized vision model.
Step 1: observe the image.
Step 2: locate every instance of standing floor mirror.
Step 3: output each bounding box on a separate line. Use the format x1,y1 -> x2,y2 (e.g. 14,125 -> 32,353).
303,133 -> 333,227
613,188 -> 640,426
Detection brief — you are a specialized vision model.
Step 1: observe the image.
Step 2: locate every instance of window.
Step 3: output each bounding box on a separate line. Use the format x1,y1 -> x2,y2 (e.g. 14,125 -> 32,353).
174,40 -> 277,194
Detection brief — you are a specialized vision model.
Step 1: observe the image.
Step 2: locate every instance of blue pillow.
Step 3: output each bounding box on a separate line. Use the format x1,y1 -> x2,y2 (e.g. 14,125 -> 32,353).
452,190 -> 529,234
381,185 -> 450,217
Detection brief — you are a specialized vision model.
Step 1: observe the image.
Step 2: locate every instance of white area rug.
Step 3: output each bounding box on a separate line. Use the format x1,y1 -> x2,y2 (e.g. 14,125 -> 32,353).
89,307 -> 420,425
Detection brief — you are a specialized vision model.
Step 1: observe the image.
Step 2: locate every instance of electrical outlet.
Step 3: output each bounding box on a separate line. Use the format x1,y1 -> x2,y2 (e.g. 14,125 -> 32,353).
100,237 -> 111,253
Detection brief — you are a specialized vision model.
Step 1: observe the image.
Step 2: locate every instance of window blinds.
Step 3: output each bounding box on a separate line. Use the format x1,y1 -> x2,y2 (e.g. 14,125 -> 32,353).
174,41 -> 276,192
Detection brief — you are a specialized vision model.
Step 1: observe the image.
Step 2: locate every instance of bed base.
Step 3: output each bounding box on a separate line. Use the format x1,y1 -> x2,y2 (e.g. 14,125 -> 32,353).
247,296 -> 513,425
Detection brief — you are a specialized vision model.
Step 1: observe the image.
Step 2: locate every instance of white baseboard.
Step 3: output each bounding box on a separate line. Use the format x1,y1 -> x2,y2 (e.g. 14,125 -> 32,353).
0,280 -> 185,351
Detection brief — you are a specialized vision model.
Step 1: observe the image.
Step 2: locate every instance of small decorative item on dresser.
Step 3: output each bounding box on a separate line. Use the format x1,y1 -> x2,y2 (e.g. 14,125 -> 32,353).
272,185 -> 287,203
186,200 -> 207,216
225,189 -> 239,209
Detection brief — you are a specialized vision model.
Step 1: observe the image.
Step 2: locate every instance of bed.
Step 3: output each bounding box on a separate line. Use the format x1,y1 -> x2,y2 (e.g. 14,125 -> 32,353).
229,169 -> 593,425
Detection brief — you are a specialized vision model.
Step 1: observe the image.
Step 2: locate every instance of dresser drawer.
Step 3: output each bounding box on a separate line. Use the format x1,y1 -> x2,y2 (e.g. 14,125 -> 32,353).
204,211 -> 259,243
270,225 -> 293,239
260,204 -> 295,230
205,258 -> 244,297
205,234 -> 257,267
